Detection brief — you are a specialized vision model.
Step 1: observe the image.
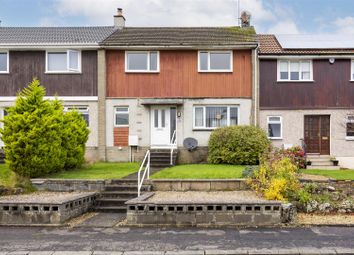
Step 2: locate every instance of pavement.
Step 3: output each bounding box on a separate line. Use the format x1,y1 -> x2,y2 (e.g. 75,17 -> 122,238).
0,225 -> 353,254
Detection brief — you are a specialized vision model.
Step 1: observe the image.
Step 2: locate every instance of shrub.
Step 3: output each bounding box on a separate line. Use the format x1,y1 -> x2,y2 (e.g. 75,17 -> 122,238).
208,125 -> 270,165
242,165 -> 259,178
248,157 -> 301,202
0,79 -> 89,177
279,146 -> 306,169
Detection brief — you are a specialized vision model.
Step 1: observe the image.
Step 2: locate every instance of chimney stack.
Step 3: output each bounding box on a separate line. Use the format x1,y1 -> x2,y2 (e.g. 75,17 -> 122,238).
114,8 -> 125,29
240,11 -> 251,28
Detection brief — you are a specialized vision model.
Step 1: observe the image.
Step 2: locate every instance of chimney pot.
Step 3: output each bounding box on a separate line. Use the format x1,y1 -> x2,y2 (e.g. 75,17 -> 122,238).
114,8 -> 125,29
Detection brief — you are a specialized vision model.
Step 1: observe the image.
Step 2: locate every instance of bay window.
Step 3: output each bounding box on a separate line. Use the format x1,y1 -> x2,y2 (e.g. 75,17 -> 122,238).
193,106 -> 239,129
278,60 -> 312,81
46,50 -> 81,73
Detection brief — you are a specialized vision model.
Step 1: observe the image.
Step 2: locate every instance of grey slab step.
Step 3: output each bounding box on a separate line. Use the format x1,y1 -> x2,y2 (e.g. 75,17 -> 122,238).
307,165 -> 340,170
310,161 -> 334,166
94,206 -> 127,213
104,185 -> 150,192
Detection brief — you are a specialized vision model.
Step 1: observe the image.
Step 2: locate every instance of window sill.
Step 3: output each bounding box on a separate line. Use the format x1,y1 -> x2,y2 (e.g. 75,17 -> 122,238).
277,80 -> 315,83
114,125 -> 129,128
0,72 -> 9,74
268,137 -> 283,140
193,128 -> 216,131
198,70 -> 233,73
345,137 -> 354,141
125,70 -> 159,73
45,71 -> 82,75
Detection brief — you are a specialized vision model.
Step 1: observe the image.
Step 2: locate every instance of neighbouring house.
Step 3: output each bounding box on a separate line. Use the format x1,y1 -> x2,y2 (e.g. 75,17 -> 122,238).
100,10 -> 258,164
258,34 -> 354,169
0,26 -> 116,162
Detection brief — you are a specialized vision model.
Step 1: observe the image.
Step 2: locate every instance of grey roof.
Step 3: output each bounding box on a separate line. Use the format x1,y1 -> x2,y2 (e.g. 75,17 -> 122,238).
101,27 -> 257,47
0,26 -> 116,46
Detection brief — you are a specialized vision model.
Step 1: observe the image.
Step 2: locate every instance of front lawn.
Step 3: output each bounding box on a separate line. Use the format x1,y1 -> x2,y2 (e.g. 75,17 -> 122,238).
45,162 -> 140,179
300,169 -> 354,180
151,164 -> 244,179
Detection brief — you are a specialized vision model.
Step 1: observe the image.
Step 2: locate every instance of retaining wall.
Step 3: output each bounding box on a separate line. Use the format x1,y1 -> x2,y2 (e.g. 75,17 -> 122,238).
300,179 -> 354,195
151,179 -> 249,191
32,179 -> 107,192
0,193 -> 97,225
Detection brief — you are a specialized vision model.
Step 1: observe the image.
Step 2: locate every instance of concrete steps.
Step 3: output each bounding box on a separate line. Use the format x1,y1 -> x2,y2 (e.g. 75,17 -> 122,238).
94,180 -> 151,213
307,155 -> 340,170
150,149 -> 178,168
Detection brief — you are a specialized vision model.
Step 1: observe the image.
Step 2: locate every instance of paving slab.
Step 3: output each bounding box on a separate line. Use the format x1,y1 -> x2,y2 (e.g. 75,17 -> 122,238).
165,251 -> 204,255
28,252 -> 54,255
335,248 -> 354,254
297,247 -> 337,255
205,250 -> 248,255
77,213 -> 126,227
123,252 -> 164,255
92,252 -> 123,255
52,252 -> 92,255
7,252 -> 30,255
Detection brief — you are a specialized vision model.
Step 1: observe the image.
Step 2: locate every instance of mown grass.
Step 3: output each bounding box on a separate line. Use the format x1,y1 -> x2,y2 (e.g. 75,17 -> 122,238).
300,169 -> 354,180
151,164 -> 244,179
46,162 -> 140,179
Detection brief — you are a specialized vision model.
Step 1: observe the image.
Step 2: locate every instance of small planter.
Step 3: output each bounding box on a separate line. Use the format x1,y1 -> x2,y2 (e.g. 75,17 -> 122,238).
306,161 -> 312,166
332,160 -> 339,166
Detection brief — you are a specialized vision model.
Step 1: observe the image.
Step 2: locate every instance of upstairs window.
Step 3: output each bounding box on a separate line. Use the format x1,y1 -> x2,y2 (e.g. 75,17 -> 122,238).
346,115 -> 354,139
267,116 -> 282,139
193,106 -> 238,129
46,50 -> 81,73
115,107 -> 129,127
125,51 -> 159,72
351,60 -> 354,81
64,106 -> 89,126
198,51 -> 233,72
0,51 -> 9,73
278,60 -> 312,81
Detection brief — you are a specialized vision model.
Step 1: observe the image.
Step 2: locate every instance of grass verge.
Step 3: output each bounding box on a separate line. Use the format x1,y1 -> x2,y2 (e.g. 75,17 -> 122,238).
300,169 -> 354,180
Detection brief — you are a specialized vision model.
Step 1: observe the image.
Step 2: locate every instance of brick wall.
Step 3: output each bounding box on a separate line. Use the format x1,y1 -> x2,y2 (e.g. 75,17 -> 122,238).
114,127 -> 129,147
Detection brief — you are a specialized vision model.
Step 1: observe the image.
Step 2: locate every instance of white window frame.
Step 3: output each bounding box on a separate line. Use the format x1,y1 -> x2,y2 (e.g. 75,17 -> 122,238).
198,51 -> 233,73
0,108 -> 8,147
350,60 -> 354,81
267,116 -> 283,140
64,106 -> 89,126
193,105 -> 239,130
0,50 -> 9,74
125,51 -> 160,73
114,106 -> 129,127
45,50 -> 81,74
277,59 -> 313,82
345,115 -> 354,140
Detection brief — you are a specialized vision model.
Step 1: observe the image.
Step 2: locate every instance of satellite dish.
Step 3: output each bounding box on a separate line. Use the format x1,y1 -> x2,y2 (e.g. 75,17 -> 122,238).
183,137 -> 198,151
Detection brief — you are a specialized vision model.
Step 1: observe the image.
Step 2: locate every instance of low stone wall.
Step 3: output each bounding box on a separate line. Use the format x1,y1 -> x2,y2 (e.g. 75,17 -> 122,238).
0,193 -> 97,225
32,179 -> 107,192
300,179 -> 354,195
151,179 -> 249,191
126,193 -> 291,227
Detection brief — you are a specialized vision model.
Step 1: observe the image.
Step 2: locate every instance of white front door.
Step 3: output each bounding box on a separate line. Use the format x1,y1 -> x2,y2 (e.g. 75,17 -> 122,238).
151,106 -> 171,147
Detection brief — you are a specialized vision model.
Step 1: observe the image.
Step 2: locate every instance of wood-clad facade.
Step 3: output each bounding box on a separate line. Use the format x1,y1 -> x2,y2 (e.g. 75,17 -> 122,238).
106,50 -> 253,98
0,50 -> 98,97
260,59 -> 354,109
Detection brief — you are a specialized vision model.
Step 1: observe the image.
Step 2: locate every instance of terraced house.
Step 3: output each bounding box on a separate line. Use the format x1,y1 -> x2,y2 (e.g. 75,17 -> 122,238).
258,34 -> 354,169
0,26 -> 116,161
99,10 -> 258,164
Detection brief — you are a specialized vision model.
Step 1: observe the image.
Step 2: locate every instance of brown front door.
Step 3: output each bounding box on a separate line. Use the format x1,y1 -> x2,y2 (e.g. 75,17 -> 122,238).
304,115 -> 330,155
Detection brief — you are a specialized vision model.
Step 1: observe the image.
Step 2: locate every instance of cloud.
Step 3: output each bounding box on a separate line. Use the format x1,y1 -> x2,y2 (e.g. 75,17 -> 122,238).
267,20 -> 300,34
333,16 -> 354,34
53,0 -> 276,27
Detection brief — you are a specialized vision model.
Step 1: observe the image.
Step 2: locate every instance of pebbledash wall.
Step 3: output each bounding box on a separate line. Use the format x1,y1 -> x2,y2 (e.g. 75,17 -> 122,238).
106,98 -> 253,163
0,98 -> 99,162
260,109 -> 354,168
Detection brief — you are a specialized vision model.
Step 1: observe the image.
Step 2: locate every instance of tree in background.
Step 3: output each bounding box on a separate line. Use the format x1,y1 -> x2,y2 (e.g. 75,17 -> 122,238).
0,79 -> 89,177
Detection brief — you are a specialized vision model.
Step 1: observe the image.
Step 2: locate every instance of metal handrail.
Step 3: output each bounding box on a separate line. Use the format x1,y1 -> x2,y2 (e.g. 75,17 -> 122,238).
170,130 -> 177,165
138,150 -> 150,197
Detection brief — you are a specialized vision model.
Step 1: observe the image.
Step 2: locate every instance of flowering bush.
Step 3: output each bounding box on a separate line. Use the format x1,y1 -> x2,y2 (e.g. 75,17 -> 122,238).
262,145 -> 305,170
247,149 -> 301,201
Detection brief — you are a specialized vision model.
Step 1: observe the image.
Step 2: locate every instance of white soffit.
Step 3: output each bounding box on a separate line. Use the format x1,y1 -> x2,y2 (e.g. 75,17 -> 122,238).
276,34 -> 354,49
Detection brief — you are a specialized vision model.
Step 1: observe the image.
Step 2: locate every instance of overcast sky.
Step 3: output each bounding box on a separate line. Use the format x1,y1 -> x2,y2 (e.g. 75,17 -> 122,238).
0,0 -> 354,34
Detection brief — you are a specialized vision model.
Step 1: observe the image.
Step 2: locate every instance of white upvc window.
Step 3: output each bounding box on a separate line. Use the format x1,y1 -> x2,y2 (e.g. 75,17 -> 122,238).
0,51 -> 9,73
114,107 -> 129,127
125,51 -> 159,72
193,105 -> 239,129
64,106 -> 89,126
198,51 -> 233,72
46,50 -> 81,73
277,59 -> 313,81
346,115 -> 354,140
267,116 -> 282,139
350,60 -> 354,81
